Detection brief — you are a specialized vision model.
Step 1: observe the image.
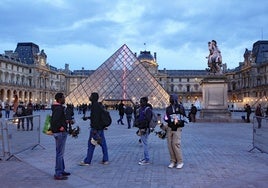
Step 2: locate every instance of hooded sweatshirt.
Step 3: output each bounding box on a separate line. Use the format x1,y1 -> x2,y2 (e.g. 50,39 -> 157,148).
89,93 -> 103,130
50,102 -> 67,133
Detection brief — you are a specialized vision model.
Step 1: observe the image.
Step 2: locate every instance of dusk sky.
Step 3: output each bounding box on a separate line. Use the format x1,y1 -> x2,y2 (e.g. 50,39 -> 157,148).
0,0 -> 267,71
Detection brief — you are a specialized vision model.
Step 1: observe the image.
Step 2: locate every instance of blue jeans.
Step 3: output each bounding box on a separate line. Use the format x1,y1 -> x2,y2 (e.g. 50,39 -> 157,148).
140,129 -> 149,161
53,132 -> 68,176
126,115 -> 132,128
5,111 -> 10,118
84,129 -> 109,164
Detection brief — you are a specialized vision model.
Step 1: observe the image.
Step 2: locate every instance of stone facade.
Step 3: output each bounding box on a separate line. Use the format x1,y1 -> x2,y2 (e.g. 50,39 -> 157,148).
0,41 -> 267,110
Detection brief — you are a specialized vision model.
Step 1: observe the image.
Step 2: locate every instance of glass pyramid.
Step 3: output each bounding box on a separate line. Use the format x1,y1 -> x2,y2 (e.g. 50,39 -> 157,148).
65,44 -> 169,108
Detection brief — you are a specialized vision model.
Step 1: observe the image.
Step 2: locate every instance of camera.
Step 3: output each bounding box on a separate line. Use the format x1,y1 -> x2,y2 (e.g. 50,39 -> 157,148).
154,130 -> 166,139
68,126 -> 80,138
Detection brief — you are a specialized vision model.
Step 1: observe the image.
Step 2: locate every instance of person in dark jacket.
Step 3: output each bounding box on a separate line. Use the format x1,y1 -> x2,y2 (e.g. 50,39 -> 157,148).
255,104 -> 263,128
117,100 -> 125,125
16,101 -> 26,131
79,92 -> 109,166
125,105 -> 133,129
244,104 -> 252,123
189,104 -> 197,122
50,93 -> 70,180
65,103 -> 75,134
25,102 -> 34,131
136,97 -> 152,165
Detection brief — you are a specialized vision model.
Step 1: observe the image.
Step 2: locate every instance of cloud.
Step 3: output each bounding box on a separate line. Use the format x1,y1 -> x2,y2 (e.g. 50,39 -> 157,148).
0,0 -> 267,71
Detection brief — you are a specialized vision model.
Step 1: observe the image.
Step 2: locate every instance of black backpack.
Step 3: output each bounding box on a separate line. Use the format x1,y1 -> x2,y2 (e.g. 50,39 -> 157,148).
100,109 -> 112,128
145,107 -> 158,129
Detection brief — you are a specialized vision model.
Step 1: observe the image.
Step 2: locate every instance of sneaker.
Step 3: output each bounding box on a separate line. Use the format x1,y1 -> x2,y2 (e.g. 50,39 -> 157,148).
176,163 -> 184,169
101,161 -> 109,165
54,175 -> 68,180
62,171 -> 71,176
79,161 -> 90,166
138,159 -> 150,165
168,162 -> 176,168
139,158 -> 145,162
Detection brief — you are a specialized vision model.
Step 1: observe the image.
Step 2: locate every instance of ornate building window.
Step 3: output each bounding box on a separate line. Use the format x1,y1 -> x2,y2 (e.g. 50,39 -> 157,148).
187,85 -> 190,92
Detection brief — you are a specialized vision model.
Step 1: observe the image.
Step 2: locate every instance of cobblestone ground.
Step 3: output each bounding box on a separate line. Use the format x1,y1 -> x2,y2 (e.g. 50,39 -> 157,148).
1,110 -> 268,188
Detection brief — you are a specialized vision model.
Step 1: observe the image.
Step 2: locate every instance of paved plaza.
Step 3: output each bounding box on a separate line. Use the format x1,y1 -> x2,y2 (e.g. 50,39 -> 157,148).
1,110 -> 268,188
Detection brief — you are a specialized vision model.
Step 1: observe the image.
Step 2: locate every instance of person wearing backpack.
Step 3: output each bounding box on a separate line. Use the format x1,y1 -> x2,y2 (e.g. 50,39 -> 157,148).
16,101 -> 26,131
79,92 -> 109,166
136,97 -> 152,165
160,94 -> 185,169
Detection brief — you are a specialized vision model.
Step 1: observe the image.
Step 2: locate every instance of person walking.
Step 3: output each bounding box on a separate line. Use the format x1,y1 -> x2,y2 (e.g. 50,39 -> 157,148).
125,105 -> 133,129
160,94 -> 185,169
79,92 -> 109,166
117,100 -> 125,125
136,97 -> 152,165
50,93 -> 70,180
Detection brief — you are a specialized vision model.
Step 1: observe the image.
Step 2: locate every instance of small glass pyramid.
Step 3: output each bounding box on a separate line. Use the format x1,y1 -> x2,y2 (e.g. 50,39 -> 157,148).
65,44 -> 169,108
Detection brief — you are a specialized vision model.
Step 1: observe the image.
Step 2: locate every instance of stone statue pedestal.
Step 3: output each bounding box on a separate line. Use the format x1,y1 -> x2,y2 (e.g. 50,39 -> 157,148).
200,75 -> 231,121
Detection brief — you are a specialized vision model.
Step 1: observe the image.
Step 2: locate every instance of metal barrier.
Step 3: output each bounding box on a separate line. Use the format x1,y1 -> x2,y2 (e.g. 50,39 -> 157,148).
249,116 -> 268,153
2,115 -> 45,161
0,120 -> 5,160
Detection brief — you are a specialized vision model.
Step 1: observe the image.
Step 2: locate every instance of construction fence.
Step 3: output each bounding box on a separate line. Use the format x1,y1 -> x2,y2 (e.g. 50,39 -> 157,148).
249,116 -> 268,153
0,115 -> 44,161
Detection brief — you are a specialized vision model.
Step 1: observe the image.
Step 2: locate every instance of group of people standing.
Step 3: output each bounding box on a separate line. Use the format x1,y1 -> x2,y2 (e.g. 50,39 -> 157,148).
253,103 -> 268,129
50,92 -> 109,180
116,100 -> 136,129
0,96 -> 34,131
49,92 -> 188,180
244,103 -> 268,124
15,101 -> 34,131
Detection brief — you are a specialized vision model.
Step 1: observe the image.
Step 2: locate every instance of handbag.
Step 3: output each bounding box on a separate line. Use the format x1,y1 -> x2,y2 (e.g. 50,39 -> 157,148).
42,115 -> 53,135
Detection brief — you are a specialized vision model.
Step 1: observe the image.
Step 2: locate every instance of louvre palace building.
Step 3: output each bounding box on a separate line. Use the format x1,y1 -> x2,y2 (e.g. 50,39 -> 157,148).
0,41 -> 268,110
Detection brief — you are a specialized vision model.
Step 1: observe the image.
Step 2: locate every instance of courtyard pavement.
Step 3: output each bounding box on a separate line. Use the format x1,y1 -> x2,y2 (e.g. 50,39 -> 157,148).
0,110 -> 268,188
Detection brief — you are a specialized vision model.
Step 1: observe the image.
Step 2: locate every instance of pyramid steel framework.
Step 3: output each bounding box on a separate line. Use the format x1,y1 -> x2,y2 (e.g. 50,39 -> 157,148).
65,44 -> 169,108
